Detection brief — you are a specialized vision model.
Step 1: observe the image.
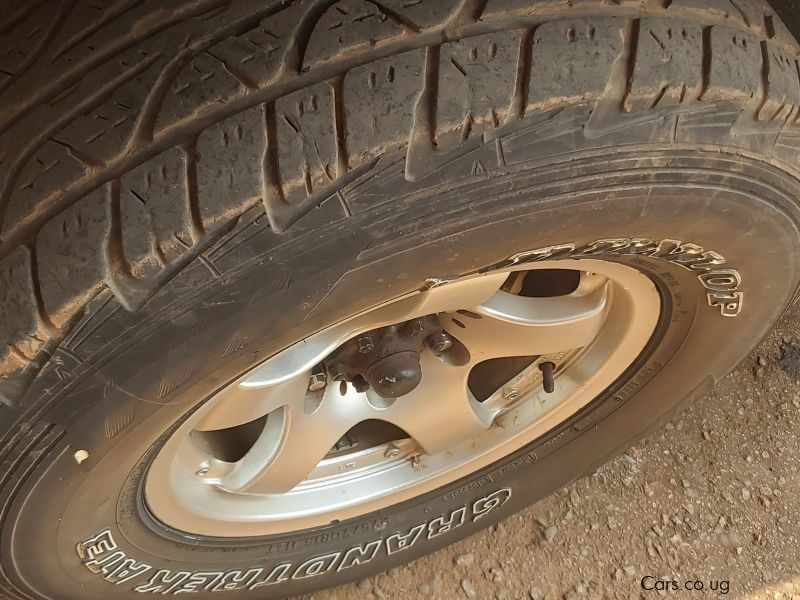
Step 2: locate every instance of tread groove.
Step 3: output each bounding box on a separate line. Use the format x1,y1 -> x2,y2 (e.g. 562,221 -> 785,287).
0,0 -> 76,95
0,0 -> 231,136
366,0 -> 422,34
130,189 -> 169,267
280,0 -> 339,76
25,242 -> 57,336
206,50 -> 260,91
728,0 -> 751,26
623,19 -> 641,113
509,27 -> 534,122
104,178 -> 239,311
757,40 -> 773,121
329,74 -> 350,179
764,13 -> 776,39
51,137 -> 106,171
0,53 -> 161,232
448,0 -> 490,29
51,0 -> 149,61
0,0 -> 51,35
182,137 -> 205,244
699,26 -> 713,100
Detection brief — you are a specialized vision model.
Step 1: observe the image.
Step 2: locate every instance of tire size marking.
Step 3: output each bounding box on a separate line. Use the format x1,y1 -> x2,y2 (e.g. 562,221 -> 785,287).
485,237 -> 744,317
76,488 -> 512,593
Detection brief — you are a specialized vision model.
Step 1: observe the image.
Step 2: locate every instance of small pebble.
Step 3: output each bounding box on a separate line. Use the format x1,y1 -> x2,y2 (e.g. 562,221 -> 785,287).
455,553 -> 474,567
490,567 -> 506,584
356,578 -> 371,590
461,579 -> 477,599
544,525 -> 558,542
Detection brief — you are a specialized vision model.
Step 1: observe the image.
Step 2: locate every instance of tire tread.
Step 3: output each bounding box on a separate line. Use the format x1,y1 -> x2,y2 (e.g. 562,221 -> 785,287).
0,0 -> 797,423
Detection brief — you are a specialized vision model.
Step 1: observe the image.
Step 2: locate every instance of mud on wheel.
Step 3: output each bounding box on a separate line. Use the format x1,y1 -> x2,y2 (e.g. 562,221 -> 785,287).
1,1 -> 800,598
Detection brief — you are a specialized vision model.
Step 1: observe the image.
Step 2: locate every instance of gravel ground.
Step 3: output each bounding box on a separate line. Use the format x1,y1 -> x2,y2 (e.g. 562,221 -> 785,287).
301,300 -> 800,599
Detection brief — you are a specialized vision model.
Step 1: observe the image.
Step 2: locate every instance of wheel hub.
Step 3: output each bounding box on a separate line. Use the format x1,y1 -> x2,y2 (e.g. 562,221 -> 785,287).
322,315 -> 453,399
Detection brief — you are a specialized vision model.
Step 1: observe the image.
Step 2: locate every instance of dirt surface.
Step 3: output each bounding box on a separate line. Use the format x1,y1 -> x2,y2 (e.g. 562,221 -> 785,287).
302,302 -> 800,599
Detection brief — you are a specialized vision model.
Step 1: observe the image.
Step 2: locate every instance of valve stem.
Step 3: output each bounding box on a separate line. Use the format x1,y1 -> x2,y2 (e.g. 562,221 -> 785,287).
539,361 -> 556,394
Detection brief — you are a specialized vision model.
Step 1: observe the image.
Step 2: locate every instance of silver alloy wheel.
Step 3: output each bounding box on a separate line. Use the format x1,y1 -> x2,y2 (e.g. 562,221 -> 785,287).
145,259 -> 660,537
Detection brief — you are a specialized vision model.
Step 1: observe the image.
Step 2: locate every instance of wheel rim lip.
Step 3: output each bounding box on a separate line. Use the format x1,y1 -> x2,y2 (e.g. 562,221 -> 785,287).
144,258 -> 661,537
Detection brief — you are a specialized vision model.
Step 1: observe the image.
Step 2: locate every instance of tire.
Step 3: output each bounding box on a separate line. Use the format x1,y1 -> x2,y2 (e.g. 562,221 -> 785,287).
2,1 -> 800,598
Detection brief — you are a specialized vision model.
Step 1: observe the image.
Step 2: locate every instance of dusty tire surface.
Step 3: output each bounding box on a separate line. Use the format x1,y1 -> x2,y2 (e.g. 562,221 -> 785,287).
1,1 -> 800,599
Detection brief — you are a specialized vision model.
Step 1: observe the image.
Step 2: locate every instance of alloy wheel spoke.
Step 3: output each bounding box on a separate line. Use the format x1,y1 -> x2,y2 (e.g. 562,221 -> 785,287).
232,272 -> 510,389
381,352 -> 491,455
408,271 -> 510,317
193,371 -> 311,432
219,383 -> 370,494
442,274 -> 609,363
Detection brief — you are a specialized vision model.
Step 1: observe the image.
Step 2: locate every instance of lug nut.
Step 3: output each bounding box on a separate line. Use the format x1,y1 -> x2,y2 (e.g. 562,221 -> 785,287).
329,363 -> 347,382
384,443 -> 401,459
503,387 -> 519,401
357,334 -> 375,354
308,371 -> 327,392
428,331 -> 453,353
352,375 -> 370,393
539,361 -> 556,394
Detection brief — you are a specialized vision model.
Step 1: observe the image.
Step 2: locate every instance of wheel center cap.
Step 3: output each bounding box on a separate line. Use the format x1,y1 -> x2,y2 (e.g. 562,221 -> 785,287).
323,315 -> 453,399
364,351 -> 423,398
